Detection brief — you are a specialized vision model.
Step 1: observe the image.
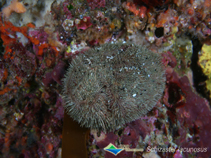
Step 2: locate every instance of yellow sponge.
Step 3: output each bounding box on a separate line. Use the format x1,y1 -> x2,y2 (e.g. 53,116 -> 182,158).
199,44 -> 211,97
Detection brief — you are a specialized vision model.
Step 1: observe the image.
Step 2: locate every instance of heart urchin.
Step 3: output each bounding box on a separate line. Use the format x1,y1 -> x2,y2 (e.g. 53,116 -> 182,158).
62,42 -> 165,132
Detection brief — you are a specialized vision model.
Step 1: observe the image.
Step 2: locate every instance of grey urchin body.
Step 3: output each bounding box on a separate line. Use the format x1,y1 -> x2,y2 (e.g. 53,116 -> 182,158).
62,42 -> 165,132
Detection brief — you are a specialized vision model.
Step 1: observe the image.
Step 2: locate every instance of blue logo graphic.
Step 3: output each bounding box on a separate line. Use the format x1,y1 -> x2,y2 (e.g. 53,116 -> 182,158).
104,143 -> 124,156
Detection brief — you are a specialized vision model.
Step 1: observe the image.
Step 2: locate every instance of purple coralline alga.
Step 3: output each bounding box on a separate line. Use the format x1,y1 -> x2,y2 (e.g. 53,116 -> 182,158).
87,0 -> 106,10
165,67 -> 211,157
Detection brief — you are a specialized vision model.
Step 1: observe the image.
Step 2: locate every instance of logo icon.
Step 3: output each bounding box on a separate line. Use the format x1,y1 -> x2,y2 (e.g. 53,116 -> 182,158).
104,143 -> 144,156
104,143 -> 124,156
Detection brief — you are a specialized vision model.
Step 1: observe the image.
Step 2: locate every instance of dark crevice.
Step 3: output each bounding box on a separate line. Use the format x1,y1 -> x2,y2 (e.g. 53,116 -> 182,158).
0,36 -> 4,57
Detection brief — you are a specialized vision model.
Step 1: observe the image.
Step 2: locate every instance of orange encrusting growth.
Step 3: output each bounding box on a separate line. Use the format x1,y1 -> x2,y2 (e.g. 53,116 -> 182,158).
1,68 -> 8,82
0,16 -> 59,96
0,87 -> 12,95
124,2 -> 147,18
15,76 -> 22,86
0,17 -> 59,58
0,20 -> 36,95
2,0 -> 26,18
0,19 -> 39,53
46,143 -> 54,153
38,43 -> 59,57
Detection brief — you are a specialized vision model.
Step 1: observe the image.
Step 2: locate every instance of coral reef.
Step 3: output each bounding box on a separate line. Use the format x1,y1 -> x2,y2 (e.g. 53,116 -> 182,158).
0,0 -> 211,157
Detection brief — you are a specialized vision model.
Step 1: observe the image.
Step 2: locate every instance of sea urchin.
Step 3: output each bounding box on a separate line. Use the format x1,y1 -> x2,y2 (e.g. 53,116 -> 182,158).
62,42 -> 165,132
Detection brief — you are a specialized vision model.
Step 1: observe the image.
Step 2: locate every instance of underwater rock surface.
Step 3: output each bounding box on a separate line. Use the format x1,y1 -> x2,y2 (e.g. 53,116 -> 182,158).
1,0 -> 211,157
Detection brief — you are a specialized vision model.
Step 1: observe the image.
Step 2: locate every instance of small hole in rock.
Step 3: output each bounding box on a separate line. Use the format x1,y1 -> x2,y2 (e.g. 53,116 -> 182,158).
155,27 -> 164,38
